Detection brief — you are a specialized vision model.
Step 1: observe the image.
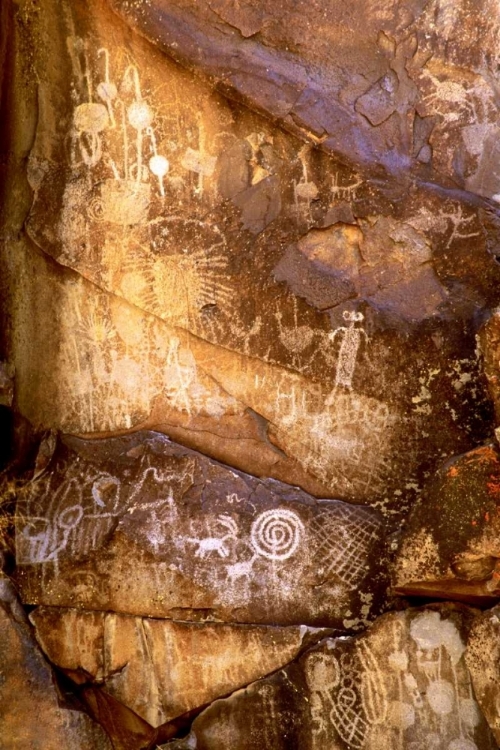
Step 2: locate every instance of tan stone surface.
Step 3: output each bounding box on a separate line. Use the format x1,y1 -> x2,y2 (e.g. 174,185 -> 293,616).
14,432 -> 386,627
466,605 -> 500,745
0,576 -> 112,750
30,606 -> 313,726
165,606 -> 495,750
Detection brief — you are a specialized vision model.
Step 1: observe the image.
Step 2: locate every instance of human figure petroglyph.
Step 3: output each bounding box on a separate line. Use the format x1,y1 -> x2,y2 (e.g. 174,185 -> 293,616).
328,311 -> 368,395
441,204 -> 481,250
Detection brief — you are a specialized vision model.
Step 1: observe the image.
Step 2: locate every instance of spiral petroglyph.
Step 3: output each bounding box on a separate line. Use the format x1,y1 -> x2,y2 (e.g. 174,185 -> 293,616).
250,509 -> 304,561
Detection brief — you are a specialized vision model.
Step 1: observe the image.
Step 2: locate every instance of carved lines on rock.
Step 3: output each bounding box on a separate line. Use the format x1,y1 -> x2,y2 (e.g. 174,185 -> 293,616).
250,508 -> 305,561
310,505 -> 381,587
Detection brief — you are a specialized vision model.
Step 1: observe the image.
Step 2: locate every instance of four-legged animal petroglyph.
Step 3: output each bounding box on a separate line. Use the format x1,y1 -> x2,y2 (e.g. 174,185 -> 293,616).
186,515 -> 239,559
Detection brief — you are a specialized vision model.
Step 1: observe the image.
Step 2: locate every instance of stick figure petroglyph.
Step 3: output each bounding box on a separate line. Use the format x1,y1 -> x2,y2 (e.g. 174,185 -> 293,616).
328,311 -> 368,396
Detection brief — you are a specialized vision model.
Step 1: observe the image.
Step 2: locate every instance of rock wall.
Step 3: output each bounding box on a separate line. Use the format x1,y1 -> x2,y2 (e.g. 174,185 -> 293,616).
3,0 -> 500,748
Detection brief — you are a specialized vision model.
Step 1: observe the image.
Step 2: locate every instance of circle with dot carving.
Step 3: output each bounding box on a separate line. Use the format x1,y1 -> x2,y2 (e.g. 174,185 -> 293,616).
250,508 -> 304,561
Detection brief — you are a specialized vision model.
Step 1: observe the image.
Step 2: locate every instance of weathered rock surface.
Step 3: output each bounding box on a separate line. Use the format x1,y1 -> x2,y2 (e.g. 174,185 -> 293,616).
392,443 -> 500,603
478,310 -> 500,430
164,605 -> 495,750
466,605 -> 500,744
0,575 -> 112,750
15,431 -> 386,627
2,0 -> 499,515
30,606 -> 317,728
107,0 -> 500,205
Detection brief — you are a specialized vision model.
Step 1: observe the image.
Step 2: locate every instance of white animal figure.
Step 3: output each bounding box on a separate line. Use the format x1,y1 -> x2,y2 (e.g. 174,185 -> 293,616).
187,515 -> 239,559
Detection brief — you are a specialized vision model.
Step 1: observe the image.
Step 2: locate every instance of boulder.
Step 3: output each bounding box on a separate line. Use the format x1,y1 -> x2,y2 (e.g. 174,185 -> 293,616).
0,575 -> 112,750
15,432 -> 387,627
30,606 -> 320,727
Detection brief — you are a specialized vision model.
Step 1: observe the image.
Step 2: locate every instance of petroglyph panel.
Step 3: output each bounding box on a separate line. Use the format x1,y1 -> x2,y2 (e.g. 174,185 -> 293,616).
15,432 -> 386,626
7,0 -> 499,519
10,242 -> 242,434
30,606 -> 312,727
303,608 -> 494,750
167,607 -> 496,750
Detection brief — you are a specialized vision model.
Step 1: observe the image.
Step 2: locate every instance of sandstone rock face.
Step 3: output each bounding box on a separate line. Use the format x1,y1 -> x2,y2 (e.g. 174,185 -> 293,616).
164,606 -> 495,750
466,605 -> 500,744
2,0 -> 499,514
4,0 -> 500,747
107,0 -> 500,201
0,576 -> 112,750
30,606 -> 315,728
392,443 -> 500,603
15,432 -> 386,627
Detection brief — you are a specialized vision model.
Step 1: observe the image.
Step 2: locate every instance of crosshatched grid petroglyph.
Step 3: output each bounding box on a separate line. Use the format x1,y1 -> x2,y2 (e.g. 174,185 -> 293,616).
305,394 -> 396,496
310,504 -> 382,588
